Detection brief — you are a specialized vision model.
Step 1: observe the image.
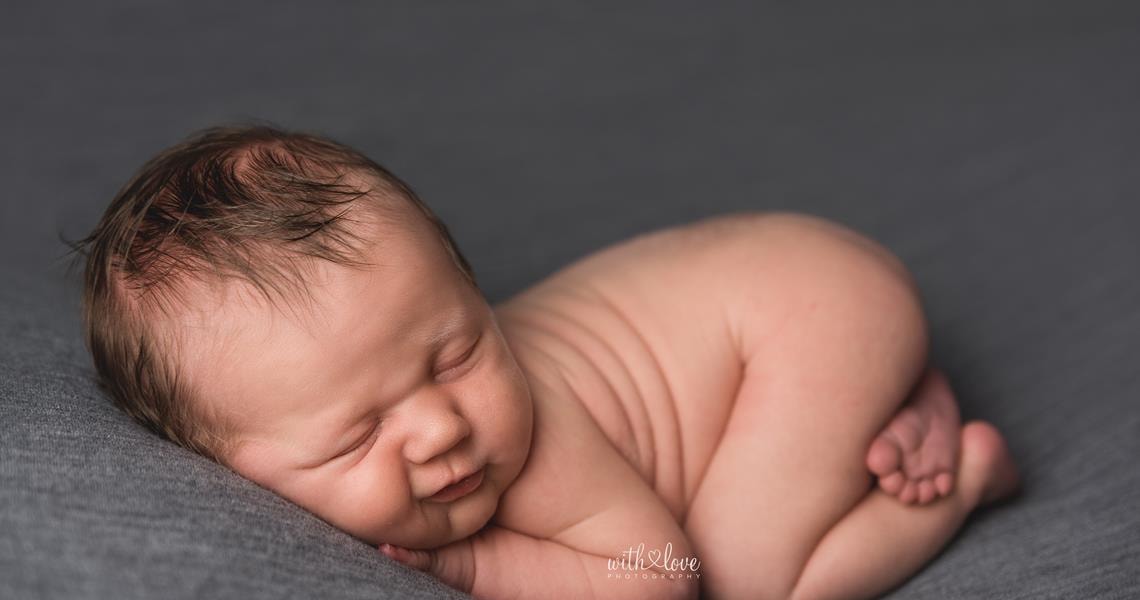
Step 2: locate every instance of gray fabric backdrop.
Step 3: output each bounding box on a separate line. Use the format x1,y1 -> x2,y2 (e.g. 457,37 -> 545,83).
2,2 -> 1138,598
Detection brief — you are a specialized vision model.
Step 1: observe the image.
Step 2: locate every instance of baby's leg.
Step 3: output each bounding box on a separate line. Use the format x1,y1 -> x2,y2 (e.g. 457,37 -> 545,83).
792,420 -> 1018,600
679,214 -> 1017,599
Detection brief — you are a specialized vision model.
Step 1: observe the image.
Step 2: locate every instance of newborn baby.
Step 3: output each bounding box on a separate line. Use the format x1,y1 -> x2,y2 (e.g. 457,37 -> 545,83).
74,125 -> 1020,600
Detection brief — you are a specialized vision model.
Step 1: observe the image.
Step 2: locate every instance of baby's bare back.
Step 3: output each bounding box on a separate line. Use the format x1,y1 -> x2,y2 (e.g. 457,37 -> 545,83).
492,211 -> 917,520
492,214 -> 760,522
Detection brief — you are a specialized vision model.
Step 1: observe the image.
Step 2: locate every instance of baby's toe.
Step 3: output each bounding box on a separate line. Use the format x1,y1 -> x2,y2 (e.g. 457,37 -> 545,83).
917,479 -> 936,504
866,434 -> 903,476
934,472 -> 954,497
899,480 -> 919,504
879,471 -> 906,495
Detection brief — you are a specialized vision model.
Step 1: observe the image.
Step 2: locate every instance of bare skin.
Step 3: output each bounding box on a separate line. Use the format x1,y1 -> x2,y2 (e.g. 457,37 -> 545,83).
487,211 -> 1020,599
199,207 -> 1018,599
867,367 -> 962,504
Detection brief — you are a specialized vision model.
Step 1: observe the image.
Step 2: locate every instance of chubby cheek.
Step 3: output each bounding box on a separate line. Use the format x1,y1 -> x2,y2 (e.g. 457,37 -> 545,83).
313,455 -> 416,546
482,362 -> 534,472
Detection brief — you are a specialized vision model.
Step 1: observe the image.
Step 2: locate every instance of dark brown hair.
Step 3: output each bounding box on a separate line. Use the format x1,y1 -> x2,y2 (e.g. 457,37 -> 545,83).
63,124 -> 477,464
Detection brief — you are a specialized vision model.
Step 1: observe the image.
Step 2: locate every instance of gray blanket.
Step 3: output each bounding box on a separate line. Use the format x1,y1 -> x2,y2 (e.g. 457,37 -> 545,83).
2,2 -> 1138,598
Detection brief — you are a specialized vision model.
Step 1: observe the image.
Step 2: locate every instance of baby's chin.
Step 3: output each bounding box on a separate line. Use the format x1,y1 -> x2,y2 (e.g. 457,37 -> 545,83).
398,482 -> 500,550
452,470 -> 503,534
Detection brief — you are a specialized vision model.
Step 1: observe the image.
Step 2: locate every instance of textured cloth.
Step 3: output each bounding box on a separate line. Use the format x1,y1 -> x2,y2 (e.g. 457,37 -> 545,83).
3,1 -> 1139,598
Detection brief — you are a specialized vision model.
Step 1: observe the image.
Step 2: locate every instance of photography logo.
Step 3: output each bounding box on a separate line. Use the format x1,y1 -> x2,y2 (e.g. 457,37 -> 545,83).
606,542 -> 701,582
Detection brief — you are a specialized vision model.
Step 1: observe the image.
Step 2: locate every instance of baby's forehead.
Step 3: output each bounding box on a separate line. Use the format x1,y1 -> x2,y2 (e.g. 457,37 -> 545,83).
174,233 -> 452,336
176,263 -> 341,331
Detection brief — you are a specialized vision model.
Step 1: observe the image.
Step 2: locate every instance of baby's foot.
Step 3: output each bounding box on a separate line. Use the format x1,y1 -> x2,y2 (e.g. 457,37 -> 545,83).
865,367 -> 962,505
958,420 -> 1021,506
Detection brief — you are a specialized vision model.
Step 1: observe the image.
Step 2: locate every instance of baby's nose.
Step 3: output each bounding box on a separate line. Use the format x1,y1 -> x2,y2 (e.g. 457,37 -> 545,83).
401,392 -> 472,464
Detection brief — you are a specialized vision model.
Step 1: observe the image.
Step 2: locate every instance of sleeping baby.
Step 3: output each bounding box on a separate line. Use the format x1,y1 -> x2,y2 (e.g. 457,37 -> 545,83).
72,125 -> 1019,600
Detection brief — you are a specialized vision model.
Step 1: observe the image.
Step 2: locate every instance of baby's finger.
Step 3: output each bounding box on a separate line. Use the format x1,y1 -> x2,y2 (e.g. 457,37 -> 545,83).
379,543 -> 434,572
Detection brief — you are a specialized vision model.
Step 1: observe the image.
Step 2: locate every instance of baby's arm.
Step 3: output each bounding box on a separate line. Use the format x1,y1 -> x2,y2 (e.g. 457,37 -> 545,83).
382,374 -> 700,600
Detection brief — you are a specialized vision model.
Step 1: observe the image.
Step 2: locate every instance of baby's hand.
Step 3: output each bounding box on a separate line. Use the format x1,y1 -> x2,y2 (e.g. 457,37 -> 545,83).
379,537 -> 475,594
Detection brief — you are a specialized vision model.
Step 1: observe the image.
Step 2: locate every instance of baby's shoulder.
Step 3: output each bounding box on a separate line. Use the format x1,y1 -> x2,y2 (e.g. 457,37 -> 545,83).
499,211 -> 810,319
496,214 -> 745,341
495,212 -> 788,387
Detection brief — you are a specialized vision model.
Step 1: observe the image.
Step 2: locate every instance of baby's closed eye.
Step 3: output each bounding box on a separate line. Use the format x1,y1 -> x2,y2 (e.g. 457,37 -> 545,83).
328,336 -> 484,463
330,420 -> 382,462
433,334 -> 482,381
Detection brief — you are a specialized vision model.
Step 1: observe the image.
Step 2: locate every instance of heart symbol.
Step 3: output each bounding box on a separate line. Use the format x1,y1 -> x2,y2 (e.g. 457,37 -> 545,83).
647,548 -> 662,567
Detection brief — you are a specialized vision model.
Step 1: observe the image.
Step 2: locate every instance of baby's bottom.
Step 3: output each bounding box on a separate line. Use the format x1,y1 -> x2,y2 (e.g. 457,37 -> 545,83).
680,222 -> 1018,600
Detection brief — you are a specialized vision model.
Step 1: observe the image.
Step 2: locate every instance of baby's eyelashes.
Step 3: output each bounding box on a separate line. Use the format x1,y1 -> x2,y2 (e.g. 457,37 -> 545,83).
330,421 -> 381,462
433,336 -> 482,381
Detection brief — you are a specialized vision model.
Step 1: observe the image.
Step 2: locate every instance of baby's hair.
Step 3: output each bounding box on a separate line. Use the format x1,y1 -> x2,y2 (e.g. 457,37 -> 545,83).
62,124 -> 477,465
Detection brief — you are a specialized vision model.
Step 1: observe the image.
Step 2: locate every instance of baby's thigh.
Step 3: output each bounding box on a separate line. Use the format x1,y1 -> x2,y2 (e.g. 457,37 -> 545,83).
679,214 -> 932,597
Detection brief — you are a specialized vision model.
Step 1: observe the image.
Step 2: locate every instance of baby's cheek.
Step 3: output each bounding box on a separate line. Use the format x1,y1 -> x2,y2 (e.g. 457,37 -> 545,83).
325,460 -> 414,544
491,386 -> 534,483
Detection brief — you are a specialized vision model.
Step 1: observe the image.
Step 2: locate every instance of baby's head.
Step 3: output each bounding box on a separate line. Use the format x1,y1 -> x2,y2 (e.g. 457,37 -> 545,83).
71,125 -> 534,549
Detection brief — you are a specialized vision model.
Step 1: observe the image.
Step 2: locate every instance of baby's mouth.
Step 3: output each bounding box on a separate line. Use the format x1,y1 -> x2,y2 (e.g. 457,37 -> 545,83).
425,467 -> 485,503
